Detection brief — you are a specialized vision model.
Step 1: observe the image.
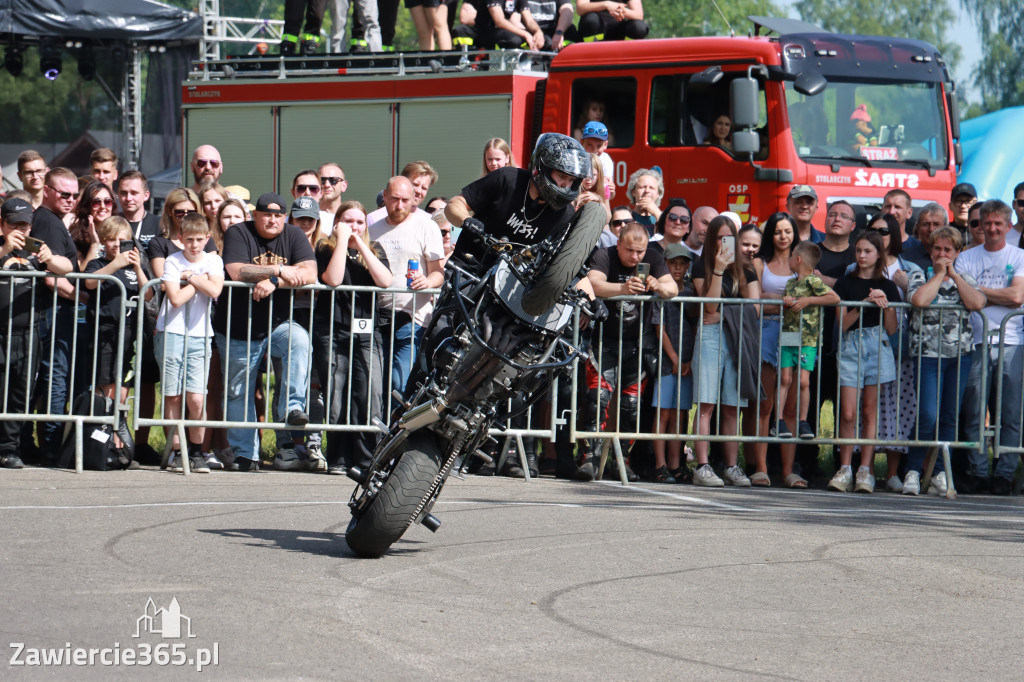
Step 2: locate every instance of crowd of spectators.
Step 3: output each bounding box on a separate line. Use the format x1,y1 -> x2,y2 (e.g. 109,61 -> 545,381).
282,0 -> 648,55
2,141 -> 1024,500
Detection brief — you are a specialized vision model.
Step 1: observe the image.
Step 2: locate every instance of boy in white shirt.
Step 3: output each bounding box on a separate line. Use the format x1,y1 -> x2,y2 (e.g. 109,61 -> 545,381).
156,213 -> 225,473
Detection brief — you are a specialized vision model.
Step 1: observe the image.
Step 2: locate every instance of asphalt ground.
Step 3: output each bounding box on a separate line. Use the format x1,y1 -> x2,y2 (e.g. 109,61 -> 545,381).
2,466 -> 1023,680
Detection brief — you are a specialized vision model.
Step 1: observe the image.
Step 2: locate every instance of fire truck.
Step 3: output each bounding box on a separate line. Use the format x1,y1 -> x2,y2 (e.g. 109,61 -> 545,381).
183,16 -> 961,226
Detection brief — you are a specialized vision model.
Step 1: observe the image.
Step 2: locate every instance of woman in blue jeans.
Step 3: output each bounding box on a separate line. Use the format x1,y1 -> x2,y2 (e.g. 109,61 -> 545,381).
905,227 -> 986,495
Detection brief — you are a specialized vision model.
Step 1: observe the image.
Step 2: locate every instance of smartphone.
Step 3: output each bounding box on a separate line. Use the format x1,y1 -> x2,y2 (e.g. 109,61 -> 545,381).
635,262 -> 651,282
23,236 -> 44,254
721,235 -> 736,264
119,240 -> 135,253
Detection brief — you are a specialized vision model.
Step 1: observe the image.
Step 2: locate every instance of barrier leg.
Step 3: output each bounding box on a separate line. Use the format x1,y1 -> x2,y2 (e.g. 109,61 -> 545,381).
515,434 -> 530,483
596,437 -> 611,480
178,422 -> 191,476
921,446 -> 938,487
74,417 -> 84,474
940,443 -> 957,499
494,434 -> 512,473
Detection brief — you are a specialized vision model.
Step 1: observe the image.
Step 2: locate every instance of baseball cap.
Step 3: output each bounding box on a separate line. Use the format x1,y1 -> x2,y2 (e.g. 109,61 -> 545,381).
581,121 -> 608,141
289,196 -> 320,221
951,182 -> 977,201
254,192 -> 288,214
663,242 -> 693,261
787,185 -> 817,201
1,197 -> 33,224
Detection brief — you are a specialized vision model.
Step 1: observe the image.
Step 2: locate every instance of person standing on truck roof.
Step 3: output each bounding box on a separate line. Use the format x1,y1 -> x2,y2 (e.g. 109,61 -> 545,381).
452,0 -> 545,50
317,163 -> 348,225
524,0 -> 578,50
576,0 -> 648,42
189,146 -> 224,196
281,0 -> 329,55
327,0 -> 382,53
948,181 -> 977,234
786,185 -> 825,245
626,168 -> 663,236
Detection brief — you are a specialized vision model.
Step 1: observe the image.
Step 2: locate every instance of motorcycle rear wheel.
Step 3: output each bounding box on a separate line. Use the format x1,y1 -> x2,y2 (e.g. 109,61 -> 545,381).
345,432 -> 443,558
520,201 -> 606,316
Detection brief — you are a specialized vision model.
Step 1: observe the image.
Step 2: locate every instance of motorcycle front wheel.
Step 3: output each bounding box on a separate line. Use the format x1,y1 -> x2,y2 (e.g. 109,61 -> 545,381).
345,432 -> 444,558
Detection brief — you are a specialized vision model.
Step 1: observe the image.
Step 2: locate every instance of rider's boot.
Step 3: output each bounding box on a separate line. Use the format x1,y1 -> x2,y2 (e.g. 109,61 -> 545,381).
574,440 -> 603,481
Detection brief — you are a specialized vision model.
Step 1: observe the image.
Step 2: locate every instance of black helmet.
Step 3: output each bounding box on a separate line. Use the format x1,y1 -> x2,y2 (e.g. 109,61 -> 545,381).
530,133 -> 592,210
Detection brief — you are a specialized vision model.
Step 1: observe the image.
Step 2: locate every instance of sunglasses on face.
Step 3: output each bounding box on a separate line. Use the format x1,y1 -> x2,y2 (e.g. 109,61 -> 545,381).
321,176 -> 345,186
969,219 -> 980,228
610,218 -> 631,228
47,186 -> 79,201
296,184 -> 321,195
173,209 -> 199,219
666,213 -> 691,224
91,197 -> 115,208
194,158 -> 220,169
871,226 -> 891,236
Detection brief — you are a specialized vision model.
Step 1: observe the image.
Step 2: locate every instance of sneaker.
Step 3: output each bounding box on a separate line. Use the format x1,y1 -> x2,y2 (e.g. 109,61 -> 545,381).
215,448 -> 236,469
723,465 -> 751,487
828,467 -> 854,492
306,442 -> 328,472
274,443 -> 305,471
990,476 -> 1012,496
286,409 -> 309,427
0,453 -> 24,469
134,442 -> 162,466
654,466 -> 676,484
693,463 -> 724,487
232,457 -> 260,472
927,471 -> 948,496
202,452 -> 224,471
772,420 -> 792,438
798,421 -> 814,440
902,470 -> 921,495
886,475 -> 904,493
328,463 -> 348,476
168,451 -> 183,472
855,468 -> 875,493
189,456 -> 211,474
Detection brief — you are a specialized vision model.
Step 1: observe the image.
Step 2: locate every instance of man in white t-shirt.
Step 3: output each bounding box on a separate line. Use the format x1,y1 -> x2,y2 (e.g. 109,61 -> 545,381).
955,199 -> 1024,495
317,162 -> 347,227
366,160 -> 438,226
369,176 -> 445,402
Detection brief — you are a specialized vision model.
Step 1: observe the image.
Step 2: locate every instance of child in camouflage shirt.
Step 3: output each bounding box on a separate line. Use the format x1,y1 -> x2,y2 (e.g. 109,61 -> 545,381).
778,242 -> 840,446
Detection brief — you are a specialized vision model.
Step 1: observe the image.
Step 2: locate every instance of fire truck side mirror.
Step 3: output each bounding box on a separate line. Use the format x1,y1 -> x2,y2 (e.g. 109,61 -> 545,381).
733,130 -> 760,156
730,77 -> 760,129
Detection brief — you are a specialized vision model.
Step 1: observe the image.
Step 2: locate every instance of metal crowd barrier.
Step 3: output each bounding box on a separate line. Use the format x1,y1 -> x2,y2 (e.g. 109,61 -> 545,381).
3,272 -> 1012,492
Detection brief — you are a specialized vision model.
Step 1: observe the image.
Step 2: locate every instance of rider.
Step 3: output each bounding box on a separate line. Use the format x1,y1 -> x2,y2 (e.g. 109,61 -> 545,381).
442,133 -> 596,478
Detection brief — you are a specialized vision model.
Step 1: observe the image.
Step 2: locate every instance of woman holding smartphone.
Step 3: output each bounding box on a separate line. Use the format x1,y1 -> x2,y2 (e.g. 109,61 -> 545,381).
690,216 -> 761,487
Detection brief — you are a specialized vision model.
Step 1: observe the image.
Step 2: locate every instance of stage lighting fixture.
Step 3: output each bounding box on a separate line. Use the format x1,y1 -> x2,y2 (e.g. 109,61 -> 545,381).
4,47 -> 24,77
78,46 -> 96,80
39,39 -> 62,80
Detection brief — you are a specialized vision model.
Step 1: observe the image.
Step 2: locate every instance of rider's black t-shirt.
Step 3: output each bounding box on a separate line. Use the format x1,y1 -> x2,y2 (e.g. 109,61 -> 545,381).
456,167 -> 575,273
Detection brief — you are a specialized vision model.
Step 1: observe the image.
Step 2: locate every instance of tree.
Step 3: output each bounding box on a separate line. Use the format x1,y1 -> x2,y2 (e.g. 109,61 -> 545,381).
793,0 -> 961,69
645,0 -> 783,38
960,0 -> 1024,111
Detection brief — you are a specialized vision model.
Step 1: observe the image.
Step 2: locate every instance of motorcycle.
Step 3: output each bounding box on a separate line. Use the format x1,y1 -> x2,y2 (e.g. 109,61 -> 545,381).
344,202 -> 606,557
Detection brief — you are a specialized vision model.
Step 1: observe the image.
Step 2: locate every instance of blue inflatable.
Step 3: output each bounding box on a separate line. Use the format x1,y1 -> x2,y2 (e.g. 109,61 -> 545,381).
958,105 -> 1024,202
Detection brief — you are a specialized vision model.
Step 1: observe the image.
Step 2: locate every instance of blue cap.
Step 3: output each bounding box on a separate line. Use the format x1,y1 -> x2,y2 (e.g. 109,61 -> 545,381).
582,121 -> 608,141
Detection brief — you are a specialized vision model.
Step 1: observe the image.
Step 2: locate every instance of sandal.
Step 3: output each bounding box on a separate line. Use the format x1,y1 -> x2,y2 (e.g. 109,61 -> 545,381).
749,471 -> 771,487
654,466 -> 676,483
784,473 -> 808,489
670,466 -> 693,484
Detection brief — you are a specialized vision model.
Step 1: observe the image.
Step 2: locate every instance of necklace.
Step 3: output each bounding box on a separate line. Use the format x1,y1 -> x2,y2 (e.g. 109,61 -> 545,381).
521,182 -> 548,226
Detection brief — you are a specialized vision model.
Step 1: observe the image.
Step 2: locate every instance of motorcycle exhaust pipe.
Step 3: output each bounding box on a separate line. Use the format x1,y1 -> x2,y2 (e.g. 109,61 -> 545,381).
399,396 -> 448,431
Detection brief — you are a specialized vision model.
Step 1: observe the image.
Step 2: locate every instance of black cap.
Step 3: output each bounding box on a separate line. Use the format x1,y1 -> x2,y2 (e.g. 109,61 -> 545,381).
1,197 -> 34,224
254,192 -> 288,214
951,182 -> 977,201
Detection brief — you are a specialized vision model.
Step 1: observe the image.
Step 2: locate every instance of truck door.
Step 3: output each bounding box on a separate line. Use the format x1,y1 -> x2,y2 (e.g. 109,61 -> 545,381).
184,106 -> 276,196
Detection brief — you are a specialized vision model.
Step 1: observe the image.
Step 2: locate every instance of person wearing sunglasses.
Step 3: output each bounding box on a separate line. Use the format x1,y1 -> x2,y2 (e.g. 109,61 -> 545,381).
189,145 -> 224,194
30,167 -> 84,460
151,188 -> 217,285
69,181 -> 116,271
948,181 -> 977,233
965,201 -> 985,250
290,169 -> 322,203
317,162 -> 348,226
651,198 -> 691,252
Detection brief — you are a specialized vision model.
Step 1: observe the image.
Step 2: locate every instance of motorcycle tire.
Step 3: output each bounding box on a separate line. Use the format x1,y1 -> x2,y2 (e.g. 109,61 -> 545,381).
345,432 -> 443,558
520,201 -> 606,317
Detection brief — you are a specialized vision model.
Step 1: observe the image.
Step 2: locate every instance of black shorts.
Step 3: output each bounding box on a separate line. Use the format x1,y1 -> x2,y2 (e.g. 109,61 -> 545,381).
95,324 -> 136,388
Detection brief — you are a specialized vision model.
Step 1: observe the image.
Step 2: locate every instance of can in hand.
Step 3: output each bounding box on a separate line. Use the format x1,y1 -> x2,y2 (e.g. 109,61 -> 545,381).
407,258 -> 420,287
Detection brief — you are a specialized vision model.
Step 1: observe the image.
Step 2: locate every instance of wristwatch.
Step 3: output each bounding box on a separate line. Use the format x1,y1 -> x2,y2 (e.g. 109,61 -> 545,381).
270,276 -> 279,286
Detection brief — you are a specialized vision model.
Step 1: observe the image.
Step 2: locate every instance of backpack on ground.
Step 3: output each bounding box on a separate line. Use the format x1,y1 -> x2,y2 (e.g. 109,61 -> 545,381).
57,390 -> 135,471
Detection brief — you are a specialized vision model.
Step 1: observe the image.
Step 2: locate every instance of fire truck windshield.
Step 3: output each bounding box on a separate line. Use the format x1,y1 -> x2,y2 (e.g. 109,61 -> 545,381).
785,79 -> 949,169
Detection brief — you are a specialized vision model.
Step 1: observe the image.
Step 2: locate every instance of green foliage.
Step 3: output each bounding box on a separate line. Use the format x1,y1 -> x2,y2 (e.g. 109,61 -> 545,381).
646,0 -> 782,38
793,0 -> 961,69
960,0 -> 1024,111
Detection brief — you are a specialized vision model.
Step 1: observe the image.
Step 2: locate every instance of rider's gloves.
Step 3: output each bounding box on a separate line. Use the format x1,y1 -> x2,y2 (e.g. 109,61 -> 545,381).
461,217 -> 486,235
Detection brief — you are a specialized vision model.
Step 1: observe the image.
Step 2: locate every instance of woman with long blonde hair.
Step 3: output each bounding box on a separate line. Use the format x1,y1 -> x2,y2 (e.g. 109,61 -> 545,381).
481,137 -> 515,176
